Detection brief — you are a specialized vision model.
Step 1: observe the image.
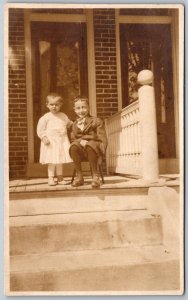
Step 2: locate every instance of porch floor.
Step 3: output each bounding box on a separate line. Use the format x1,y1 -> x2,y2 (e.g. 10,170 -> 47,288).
9,174 -> 180,193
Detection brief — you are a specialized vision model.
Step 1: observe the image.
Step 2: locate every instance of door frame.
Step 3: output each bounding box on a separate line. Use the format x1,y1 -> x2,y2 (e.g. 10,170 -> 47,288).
115,11 -> 180,163
24,10 -> 96,163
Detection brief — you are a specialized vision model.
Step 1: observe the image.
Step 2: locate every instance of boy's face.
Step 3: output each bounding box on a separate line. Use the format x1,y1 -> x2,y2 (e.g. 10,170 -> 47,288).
74,100 -> 89,118
47,97 -> 62,114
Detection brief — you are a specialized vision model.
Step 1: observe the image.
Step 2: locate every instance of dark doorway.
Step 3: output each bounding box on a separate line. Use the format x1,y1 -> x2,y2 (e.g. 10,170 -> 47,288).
120,24 -> 176,158
31,22 -> 88,162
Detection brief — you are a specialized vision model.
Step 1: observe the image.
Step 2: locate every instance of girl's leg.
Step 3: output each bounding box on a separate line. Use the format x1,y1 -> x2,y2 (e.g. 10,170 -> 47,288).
48,164 -> 57,186
56,164 -> 66,184
56,164 -> 63,176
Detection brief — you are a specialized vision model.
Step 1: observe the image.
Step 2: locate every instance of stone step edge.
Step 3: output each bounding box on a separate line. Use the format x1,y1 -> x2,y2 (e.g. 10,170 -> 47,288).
10,195 -> 148,217
9,187 -> 149,200
10,209 -> 155,227
10,244 -> 179,274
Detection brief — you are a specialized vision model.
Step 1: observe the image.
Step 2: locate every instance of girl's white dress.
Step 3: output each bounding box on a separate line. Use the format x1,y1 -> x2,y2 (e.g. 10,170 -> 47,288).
37,112 -> 72,164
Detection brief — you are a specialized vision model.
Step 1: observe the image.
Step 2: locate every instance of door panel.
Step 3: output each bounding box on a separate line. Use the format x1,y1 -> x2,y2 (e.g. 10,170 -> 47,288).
120,24 -> 176,159
31,22 -> 88,162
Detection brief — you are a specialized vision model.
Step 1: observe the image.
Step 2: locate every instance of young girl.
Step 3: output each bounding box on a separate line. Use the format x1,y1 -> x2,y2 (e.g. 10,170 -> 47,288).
37,93 -> 72,186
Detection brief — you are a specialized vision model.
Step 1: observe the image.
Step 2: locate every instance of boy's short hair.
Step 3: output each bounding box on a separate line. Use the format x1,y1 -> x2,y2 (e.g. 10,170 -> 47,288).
73,96 -> 89,106
46,93 -> 63,104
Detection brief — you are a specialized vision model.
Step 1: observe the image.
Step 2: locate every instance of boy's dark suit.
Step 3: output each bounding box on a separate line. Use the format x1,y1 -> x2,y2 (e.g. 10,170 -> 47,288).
70,116 -> 107,156
69,115 -> 107,187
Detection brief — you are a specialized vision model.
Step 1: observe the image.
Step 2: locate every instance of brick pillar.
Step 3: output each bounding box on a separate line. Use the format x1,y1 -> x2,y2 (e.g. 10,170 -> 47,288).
93,9 -> 118,118
9,9 -> 28,179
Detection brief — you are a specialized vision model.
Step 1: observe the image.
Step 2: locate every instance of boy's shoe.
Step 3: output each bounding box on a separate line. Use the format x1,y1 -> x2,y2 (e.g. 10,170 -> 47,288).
48,177 -> 57,186
72,176 -> 84,187
57,175 -> 67,185
91,175 -> 101,188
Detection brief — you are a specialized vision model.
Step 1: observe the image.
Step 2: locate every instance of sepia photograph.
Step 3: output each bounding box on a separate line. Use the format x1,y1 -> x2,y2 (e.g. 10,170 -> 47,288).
4,3 -> 184,295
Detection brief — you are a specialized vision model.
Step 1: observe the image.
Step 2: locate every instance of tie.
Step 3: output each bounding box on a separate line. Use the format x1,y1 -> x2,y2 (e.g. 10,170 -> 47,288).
77,117 -> 85,131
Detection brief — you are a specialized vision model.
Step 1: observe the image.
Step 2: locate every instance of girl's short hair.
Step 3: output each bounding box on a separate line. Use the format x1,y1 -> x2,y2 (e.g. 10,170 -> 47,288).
73,96 -> 89,106
46,93 -> 63,104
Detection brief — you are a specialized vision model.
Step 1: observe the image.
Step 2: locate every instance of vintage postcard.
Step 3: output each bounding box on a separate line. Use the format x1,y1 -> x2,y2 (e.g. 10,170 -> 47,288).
4,3 -> 184,296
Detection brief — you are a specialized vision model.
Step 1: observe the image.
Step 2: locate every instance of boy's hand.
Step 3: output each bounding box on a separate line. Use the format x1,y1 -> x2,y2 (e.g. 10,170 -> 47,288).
42,136 -> 50,145
100,143 -> 106,154
80,139 -> 88,147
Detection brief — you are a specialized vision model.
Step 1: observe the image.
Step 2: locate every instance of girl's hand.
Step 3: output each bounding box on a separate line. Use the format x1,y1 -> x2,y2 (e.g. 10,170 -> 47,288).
80,139 -> 88,147
42,136 -> 50,145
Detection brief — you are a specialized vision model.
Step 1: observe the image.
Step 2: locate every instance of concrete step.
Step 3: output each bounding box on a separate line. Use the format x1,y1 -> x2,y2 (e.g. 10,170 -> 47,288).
10,189 -> 148,216
9,186 -> 149,199
10,210 -> 162,255
10,245 -> 180,292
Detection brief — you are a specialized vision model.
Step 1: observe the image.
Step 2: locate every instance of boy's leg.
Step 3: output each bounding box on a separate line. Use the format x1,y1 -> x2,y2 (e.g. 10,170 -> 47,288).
85,146 -> 100,187
70,145 -> 84,186
48,164 -> 57,186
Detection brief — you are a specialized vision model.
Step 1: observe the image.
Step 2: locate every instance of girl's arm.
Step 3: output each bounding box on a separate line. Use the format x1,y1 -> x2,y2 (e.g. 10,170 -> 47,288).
37,116 -> 50,145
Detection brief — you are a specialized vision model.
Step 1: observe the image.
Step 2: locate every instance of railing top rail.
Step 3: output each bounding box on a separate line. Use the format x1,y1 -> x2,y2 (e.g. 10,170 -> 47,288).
106,100 -> 139,122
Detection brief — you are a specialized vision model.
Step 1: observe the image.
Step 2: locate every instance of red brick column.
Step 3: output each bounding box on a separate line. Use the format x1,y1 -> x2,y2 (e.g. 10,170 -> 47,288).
9,9 -> 28,178
93,9 -> 118,118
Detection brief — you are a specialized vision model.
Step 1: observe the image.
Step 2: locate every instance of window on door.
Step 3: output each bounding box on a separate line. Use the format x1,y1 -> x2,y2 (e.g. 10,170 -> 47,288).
31,22 -> 88,162
120,24 -> 176,158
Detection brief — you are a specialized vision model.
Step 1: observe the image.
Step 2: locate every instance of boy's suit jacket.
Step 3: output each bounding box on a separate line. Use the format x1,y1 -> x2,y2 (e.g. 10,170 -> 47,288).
70,116 -> 107,156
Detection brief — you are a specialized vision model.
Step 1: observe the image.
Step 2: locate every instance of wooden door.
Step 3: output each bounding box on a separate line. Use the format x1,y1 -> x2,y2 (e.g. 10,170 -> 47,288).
31,22 -> 88,162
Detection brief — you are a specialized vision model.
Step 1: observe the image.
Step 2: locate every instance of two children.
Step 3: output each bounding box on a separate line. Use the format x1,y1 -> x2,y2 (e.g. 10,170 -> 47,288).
37,94 -> 107,187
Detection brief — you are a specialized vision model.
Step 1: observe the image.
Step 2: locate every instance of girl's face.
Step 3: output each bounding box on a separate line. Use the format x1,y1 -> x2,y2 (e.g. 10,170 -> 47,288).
46,97 -> 62,114
74,100 -> 89,118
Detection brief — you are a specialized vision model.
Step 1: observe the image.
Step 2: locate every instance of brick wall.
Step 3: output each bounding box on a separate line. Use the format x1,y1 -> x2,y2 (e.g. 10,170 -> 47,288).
93,9 -> 118,118
8,8 -> 119,178
9,9 -> 28,179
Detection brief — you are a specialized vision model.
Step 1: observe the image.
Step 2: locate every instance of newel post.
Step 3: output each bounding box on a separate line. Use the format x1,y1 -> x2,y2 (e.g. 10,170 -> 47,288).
138,70 -> 159,181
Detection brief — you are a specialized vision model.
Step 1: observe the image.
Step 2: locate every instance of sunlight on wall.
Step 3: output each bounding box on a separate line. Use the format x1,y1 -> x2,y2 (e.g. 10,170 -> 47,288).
9,46 -> 24,71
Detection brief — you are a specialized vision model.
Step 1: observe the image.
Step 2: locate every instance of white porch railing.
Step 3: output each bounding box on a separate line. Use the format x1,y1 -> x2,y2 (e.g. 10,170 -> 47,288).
106,100 -> 141,176
106,70 -> 159,179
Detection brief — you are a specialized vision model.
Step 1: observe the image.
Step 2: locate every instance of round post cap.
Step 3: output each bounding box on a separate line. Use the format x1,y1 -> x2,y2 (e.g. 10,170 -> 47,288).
137,70 -> 153,85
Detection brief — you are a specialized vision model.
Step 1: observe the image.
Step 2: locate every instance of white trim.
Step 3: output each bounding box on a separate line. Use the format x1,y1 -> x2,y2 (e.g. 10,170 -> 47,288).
118,15 -> 172,24
29,13 -> 86,23
86,10 -> 97,116
4,4 -> 10,295
115,9 -> 122,111
171,10 -> 179,159
24,11 -> 34,163
6,3 -> 183,9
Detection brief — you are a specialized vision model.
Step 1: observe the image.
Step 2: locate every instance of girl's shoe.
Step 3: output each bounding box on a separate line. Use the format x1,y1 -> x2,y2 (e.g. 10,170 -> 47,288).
57,175 -> 67,185
48,177 -> 57,186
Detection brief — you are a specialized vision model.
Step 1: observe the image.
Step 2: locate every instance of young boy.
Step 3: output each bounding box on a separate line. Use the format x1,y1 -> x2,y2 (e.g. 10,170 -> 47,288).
69,96 -> 107,188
